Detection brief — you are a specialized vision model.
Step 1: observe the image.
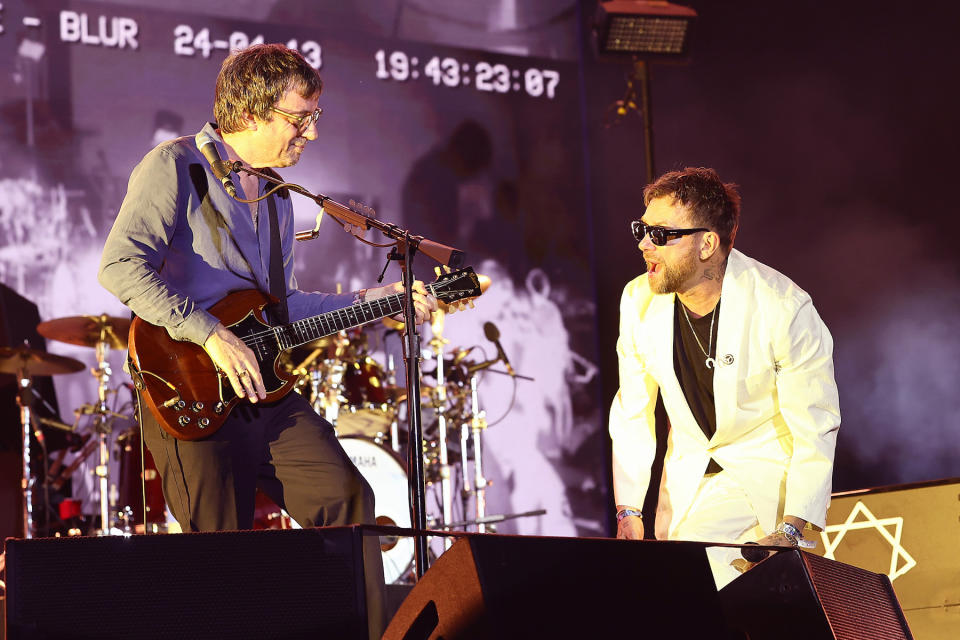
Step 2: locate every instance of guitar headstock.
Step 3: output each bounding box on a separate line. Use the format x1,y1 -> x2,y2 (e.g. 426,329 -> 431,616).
429,266 -> 484,310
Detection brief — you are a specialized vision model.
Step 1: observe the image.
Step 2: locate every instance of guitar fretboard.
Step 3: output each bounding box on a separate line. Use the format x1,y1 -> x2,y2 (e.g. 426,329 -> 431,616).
243,282 -> 439,354
280,294 -> 406,349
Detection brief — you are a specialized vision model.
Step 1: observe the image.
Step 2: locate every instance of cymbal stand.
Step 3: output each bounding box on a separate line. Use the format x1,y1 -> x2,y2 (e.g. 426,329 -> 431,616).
387,354 -> 400,453
15,366 -> 35,538
312,360 -> 343,428
428,338 -> 454,549
468,374 -> 489,532
230,165 -> 464,579
92,331 -> 114,535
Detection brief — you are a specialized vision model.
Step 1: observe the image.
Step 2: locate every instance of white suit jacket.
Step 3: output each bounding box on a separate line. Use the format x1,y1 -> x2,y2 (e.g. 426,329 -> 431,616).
609,249 -> 840,537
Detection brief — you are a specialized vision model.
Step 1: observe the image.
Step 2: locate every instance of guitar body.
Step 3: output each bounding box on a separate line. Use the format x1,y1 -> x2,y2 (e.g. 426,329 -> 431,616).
129,290 -> 295,440
127,267 -> 482,440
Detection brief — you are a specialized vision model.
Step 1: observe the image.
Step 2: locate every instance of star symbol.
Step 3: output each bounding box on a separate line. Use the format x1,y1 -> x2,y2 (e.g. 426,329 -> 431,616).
819,500 -> 916,582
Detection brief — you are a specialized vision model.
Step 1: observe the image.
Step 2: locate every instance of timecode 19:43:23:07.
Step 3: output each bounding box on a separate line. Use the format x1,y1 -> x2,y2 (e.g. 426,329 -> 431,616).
375,49 -> 560,99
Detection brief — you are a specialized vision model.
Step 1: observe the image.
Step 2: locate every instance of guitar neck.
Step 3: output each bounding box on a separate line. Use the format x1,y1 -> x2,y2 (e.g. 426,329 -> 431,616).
272,285 -> 432,351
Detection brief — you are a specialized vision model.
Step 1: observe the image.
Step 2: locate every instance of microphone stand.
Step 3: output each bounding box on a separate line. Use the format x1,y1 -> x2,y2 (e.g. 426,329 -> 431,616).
227,164 -> 462,580
398,233 -> 429,577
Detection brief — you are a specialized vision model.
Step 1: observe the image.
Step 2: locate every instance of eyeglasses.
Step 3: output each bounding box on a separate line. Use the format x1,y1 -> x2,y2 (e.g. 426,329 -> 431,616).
631,221 -> 709,246
269,106 -> 322,133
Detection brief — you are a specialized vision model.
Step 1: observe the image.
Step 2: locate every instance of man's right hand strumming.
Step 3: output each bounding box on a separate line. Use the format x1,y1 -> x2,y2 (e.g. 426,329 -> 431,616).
203,323 -> 267,402
615,505 -> 645,540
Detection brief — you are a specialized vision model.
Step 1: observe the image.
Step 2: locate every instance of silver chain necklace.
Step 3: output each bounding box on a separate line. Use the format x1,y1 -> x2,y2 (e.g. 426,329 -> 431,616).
680,299 -> 719,369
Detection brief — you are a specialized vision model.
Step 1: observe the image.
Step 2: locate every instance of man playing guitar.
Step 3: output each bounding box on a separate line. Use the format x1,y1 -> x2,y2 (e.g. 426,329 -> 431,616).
99,43 -> 436,638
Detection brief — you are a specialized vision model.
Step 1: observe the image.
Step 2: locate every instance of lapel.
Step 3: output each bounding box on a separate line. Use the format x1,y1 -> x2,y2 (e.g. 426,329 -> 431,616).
646,291 -> 710,446
711,249 -> 748,443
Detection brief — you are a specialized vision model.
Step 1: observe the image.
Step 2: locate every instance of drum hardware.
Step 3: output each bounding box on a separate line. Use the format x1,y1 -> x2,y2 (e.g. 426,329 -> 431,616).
338,436 -> 415,584
115,424 -> 170,534
466,374 -> 490,532
385,353 -> 400,453
37,314 -> 134,536
0,345 -> 85,538
441,508 -> 548,531
425,305 -> 455,549
58,498 -> 86,536
252,490 -> 296,531
48,435 -> 98,492
375,515 -> 400,551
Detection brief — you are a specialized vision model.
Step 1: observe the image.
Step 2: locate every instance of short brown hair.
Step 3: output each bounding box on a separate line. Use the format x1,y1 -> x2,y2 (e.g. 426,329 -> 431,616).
643,167 -> 741,250
214,44 -> 322,134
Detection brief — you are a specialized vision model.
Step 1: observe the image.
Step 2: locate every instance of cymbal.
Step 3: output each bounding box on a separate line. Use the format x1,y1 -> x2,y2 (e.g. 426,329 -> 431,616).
0,346 -> 85,377
37,314 -> 132,350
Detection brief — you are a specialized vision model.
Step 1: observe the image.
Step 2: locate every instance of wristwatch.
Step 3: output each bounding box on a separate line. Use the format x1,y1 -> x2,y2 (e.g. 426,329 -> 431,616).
775,521 -> 816,549
616,508 -> 643,522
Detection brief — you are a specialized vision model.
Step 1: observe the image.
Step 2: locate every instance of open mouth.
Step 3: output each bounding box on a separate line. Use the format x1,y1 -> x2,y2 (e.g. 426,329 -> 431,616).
645,260 -> 660,275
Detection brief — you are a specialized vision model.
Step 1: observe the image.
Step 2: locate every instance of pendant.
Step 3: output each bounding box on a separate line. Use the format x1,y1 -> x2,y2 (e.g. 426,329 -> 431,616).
705,357 -> 716,369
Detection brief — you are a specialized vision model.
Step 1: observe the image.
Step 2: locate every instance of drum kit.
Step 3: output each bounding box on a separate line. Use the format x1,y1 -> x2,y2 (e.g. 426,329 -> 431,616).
3,273 -> 529,582
1,313 -> 132,539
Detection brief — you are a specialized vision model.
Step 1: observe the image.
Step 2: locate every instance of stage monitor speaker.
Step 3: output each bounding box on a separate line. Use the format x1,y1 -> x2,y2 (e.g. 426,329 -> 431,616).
719,549 -> 913,640
5,526 -> 371,639
812,478 -> 960,639
384,534 -> 723,640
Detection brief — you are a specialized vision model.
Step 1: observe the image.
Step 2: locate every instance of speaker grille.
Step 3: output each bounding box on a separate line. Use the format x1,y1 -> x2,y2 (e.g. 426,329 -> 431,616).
6,528 -> 367,639
804,553 -> 911,640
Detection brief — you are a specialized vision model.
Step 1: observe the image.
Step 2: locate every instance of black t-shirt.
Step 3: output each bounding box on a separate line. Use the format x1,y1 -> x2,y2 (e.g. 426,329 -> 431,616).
673,298 -> 723,475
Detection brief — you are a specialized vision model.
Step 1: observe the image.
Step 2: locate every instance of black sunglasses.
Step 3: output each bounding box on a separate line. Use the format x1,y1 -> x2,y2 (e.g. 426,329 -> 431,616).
630,221 -> 709,246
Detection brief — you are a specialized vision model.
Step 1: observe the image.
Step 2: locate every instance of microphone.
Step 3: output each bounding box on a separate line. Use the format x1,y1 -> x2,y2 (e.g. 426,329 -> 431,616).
196,132 -> 238,198
483,321 -> 515,377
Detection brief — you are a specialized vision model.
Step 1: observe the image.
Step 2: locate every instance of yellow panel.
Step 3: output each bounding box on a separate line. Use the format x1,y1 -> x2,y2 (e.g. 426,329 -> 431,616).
811,479 -> 960,619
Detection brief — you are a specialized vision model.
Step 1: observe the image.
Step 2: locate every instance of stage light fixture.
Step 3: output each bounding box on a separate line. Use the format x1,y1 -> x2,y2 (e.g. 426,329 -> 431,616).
595,1 -> 697,57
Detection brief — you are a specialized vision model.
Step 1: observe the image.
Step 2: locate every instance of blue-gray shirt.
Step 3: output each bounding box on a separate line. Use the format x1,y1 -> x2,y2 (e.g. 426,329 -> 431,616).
99,123 -> 353,345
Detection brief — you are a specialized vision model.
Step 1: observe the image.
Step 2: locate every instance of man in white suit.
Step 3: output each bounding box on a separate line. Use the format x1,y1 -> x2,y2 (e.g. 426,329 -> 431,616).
609,167 -> 840,588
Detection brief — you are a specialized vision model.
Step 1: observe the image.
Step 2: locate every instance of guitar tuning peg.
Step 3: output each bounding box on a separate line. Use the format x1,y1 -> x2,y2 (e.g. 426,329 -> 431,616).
443,265 -> 452,274
434,266 -> 442,277
467,301 -> 475,309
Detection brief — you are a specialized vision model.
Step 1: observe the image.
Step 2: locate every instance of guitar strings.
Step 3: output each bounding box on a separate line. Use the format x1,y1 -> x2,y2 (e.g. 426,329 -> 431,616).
235,276 -> 459,347
238,293 -> 405,347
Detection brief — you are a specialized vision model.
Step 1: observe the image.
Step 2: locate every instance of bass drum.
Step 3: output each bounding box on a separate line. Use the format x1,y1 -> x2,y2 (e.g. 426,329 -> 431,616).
338,436 -> 414,584
253,437 -> 414,584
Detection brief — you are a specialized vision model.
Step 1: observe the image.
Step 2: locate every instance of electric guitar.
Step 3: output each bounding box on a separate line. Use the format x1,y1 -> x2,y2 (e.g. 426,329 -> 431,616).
128,267 -> 482,440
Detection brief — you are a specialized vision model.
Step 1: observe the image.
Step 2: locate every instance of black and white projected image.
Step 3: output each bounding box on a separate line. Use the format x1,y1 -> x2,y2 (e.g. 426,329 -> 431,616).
0,0 -> 605,541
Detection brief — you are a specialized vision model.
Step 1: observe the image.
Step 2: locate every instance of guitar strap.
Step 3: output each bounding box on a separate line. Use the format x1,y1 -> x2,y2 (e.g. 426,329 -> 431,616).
265,191 -> 290,326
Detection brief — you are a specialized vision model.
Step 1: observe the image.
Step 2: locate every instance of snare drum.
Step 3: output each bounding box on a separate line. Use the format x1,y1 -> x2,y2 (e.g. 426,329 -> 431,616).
338,436 -> 414,584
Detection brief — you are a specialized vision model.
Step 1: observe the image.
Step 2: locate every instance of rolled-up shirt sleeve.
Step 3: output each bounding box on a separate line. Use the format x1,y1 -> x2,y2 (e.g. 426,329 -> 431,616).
98,145 -> 218,345
275,202 -> 355,320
